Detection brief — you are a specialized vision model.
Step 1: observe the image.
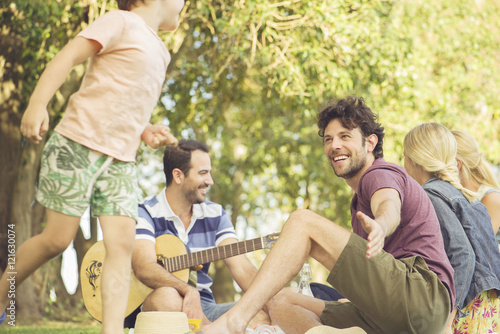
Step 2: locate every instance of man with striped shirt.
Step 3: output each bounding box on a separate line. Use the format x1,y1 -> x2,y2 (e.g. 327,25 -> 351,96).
131,140 -> 269,327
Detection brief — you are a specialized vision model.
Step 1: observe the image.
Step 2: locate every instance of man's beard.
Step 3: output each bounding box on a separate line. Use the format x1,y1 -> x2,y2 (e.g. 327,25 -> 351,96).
332,153 -> 368,180
182,184 -> 206,204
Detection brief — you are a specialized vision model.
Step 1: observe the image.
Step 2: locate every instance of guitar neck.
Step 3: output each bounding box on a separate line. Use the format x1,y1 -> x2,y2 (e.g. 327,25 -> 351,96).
163,236 -> 265,273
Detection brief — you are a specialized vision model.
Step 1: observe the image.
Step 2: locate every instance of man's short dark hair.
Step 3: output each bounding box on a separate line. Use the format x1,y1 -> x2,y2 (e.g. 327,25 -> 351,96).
163,140 -> 210,186
317,96 -> 385,159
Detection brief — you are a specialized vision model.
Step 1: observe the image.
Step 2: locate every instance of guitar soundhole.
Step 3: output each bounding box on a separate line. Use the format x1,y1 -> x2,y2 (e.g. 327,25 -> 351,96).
86,260 -> 102,297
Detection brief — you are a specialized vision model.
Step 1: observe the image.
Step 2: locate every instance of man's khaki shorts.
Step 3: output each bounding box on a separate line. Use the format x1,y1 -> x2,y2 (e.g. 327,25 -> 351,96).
320,233 -> 451,334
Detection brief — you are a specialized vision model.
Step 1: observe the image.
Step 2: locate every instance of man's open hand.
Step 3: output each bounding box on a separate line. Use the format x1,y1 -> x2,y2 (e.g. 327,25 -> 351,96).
357,211 -> 385,259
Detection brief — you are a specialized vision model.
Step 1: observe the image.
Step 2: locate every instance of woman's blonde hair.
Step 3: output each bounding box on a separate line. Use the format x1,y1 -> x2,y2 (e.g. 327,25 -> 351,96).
452,130 -> 500,190
403,123 -> 478,202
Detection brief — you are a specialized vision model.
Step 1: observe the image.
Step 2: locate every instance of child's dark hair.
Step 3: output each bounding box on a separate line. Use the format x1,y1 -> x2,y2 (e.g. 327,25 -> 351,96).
117,0 -> 146,10
163,140 -> 210,186
317,96 -> 385,159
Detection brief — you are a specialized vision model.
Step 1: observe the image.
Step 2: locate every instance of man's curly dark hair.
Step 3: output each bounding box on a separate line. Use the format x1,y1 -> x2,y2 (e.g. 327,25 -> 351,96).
317,97 -> 385,159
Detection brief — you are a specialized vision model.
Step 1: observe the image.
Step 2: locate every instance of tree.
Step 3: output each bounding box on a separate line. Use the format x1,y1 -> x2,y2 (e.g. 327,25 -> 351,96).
0,0 -> 111,321
2,0 -> 500,323
155,0 -> 500,233
148,0 -> 500,298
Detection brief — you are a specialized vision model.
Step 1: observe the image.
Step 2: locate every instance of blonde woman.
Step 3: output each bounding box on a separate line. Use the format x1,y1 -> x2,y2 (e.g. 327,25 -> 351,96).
403,123 -> 500,334
453,130 -> 500,242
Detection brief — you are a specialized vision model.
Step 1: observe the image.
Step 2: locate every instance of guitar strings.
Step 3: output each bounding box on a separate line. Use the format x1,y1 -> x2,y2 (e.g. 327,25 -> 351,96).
163,238 -> 264,272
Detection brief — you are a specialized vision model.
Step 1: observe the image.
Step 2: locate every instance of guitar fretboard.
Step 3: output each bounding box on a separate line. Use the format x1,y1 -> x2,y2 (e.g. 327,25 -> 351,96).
162,237 -> 264,272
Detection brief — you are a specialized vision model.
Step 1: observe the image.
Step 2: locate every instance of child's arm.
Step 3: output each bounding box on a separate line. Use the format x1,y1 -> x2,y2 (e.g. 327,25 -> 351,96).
141,123 -> 178,149
20,36 -> 101,144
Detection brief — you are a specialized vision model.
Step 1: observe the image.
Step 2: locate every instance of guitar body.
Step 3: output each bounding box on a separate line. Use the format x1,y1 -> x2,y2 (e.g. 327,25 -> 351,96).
81,234 -> 189,322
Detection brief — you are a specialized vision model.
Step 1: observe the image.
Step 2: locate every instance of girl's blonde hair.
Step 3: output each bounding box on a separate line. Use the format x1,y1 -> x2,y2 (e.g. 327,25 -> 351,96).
403,123 -> 478,202
452,130 -> 500,190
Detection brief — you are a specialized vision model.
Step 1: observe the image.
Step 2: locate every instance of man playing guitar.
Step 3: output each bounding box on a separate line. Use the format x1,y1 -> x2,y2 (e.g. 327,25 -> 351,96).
131,140 -> 271,327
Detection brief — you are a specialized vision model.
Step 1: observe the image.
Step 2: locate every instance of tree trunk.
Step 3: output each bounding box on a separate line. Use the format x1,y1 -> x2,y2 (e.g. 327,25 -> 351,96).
0,3 -> 92,321
0,5 -> 25,274
210,260 -> 236,303
210,149 -> 245,303
11,143 -> 46,321
0,18 -> 46,319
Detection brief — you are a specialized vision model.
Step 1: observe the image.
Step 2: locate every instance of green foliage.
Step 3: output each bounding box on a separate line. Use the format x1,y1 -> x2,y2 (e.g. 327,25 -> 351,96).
372,0 -> 500,163
2,0 -> 87,109
146,0 -> 500,235
5,0 -> 499,235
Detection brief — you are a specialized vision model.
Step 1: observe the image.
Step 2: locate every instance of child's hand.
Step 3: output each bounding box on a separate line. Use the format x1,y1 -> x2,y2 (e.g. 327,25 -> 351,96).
141,124 -> 178,149
20,103 -> 50,144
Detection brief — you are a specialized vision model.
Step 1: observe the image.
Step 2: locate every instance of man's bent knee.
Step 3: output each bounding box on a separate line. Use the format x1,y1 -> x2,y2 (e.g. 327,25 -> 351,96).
143,287 -> 182,311
271,290 -> 296,308
268,291 -> 298,320
285,209 -> 320,233
288,209 -> 314,222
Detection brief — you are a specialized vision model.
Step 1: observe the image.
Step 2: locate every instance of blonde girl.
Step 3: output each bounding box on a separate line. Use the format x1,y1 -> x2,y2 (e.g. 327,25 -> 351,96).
404,123 -> 500,334
453,130 -> 500,237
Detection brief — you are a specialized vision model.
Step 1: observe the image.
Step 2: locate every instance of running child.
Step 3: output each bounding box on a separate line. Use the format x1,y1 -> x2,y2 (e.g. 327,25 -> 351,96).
0,0 -> 185,332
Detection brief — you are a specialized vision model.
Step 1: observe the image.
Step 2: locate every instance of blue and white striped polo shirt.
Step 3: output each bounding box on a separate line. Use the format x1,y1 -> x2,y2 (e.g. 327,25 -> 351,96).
136,189 -> 238,302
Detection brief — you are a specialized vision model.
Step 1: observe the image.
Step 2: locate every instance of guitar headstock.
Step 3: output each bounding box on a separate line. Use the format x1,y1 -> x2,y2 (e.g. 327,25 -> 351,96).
262,232 -> 280,249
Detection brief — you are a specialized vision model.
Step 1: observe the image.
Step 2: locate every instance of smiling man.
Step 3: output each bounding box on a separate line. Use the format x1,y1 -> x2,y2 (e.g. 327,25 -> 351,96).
129,140 -> 269,329
204,97 -> 455,334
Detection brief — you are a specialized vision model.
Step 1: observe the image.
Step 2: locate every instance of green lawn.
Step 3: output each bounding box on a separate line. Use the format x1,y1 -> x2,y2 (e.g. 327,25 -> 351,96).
0,328 -> 100,334
0,321 -> 132,333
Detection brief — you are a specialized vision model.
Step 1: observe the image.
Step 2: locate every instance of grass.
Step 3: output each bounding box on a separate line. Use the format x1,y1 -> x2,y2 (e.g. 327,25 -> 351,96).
0,321 -> 132,333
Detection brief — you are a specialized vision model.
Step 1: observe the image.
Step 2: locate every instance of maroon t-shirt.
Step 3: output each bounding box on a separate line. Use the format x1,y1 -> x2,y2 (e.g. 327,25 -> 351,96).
351,158 -> 456,305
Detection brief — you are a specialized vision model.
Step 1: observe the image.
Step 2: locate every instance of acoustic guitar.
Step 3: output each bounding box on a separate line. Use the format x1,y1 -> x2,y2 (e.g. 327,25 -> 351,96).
81,233 -> 279,322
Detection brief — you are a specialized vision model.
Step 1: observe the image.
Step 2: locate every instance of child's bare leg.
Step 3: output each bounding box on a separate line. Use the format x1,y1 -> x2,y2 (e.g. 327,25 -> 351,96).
99,215 -> 135,334
0,209 -> 80,312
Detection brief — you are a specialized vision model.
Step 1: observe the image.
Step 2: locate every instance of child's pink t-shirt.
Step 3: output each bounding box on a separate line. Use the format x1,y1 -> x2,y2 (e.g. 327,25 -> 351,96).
55,10 -> 170,162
